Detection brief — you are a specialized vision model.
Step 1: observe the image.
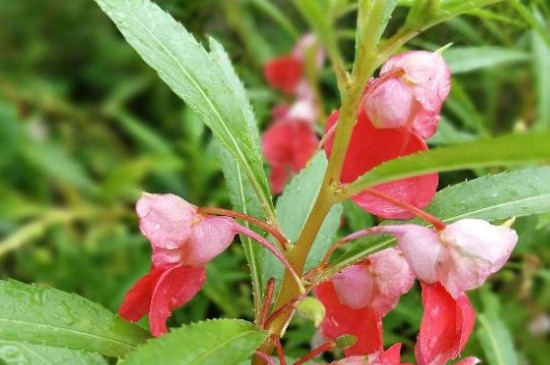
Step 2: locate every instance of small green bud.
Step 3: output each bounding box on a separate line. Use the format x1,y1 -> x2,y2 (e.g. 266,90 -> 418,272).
296,297 -> 326,327
335,334 -> 358,349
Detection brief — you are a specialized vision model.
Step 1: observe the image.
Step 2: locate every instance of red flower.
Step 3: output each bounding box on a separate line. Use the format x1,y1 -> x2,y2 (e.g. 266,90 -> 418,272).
416,283 -> 475,365
264,55 -> 304,94
315,279 -> 383,356
262,118 -> 318,194
119,264 -> 205,337
315,248 -> 414,356
324,110 -> 438,219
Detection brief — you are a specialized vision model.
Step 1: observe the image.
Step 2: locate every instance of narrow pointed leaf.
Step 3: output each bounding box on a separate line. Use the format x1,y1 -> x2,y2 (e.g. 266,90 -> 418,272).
342,132 -> 550,199
0,280 -> 150,358
124,319 -> 267,365
329,167 -> 550,273
93,0 -> 275,221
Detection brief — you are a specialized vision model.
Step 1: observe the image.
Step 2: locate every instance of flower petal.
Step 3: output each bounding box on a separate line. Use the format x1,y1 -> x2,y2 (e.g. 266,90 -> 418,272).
440,219 -> 518,297
183,216 -> 237,266
136,193 -> 197,266
415,283 -> 475,365
118,266 -> 166,322
264,55 -> 303,94
149,265 -> 206,337
324,111 -> 438,219
316,281 -> 383,356
363,78 -> 414,130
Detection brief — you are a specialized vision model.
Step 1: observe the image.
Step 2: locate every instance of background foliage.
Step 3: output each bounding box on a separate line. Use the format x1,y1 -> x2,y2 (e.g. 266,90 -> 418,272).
0,0 -> 549,364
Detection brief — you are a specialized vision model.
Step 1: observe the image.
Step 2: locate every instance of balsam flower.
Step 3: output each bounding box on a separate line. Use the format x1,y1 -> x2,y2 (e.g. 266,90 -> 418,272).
331,343 -> 407,365
363,50 -> 450,138
315,248 -> 414,356
379,219 -> 518,298
119,193 -> 299,336
262,117 -> 319,194
324,110 -> 438,219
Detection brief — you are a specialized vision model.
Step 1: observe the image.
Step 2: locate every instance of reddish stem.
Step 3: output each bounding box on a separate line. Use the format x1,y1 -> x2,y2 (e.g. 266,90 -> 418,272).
232,224 -> 305,294
199,207 -> 289,250
365,189 -> 446,231
259,278 -> 275,328
293,341 -> 335,365
254,351 -> 277,365
271,334 -> 287,365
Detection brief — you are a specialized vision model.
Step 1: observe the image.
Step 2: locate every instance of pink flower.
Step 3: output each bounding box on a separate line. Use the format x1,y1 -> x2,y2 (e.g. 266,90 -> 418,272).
315,249 -> 414,356
363,50 -> 450,138
120,193 -> 299,336
264,55 -> 304,94
262,118 -> 319,194
324,110 -> 438,219
379,219 -> 518,298
331,248 -> 415,316
416,283 -> 475,365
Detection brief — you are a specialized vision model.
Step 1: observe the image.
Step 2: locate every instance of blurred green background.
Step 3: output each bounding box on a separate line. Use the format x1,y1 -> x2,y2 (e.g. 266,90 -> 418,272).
0,0 -> 549,364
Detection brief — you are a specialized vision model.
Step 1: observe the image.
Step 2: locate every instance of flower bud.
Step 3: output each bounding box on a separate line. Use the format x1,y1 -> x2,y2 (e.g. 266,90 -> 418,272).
363,78 -> 413,129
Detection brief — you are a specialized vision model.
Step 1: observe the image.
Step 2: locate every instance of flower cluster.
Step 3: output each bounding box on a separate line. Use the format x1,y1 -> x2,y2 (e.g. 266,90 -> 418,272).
313,50 -> 518,365
262,35 -> 323,194
117,48 -> 520,365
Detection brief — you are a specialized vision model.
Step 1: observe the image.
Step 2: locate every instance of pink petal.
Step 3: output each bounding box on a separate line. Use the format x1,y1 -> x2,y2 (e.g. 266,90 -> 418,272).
415,283 -> 475,365
363,78 -> 414,129
118,266 -> 166,322
316,281 -> 383,356
369,248 -> 415,315
292,34 -> 325,69
331,344 -> 405,365
331,248 -> 414,316
182,216 -> 237,266
378,225 -> 443,285
324,111 -> 438,219
332,265 -> 375,309
381,51 -> 450,113
263,55 -> 303,94
136,193 -> 197,266
149,265 -> 206,337
440,219 -> 518,297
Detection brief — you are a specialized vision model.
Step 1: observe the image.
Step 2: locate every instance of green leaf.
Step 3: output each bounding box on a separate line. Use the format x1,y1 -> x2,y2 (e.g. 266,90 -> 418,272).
443,46 -> 530,74
216,144 -> 265,319
124,319 -> 267,365
478,315 -> 518,365
263,154 -> 342,288
330,167 -> 550,273
532,10 -> 550,130
0,280 -> 150,358
0,341 -> 107,365
342,132 -> 550,199
94,0 -> 275,222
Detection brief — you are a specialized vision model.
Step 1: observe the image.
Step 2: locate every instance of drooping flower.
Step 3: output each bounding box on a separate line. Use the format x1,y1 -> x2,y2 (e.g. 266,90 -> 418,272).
119,193 -> 298,336
416,283 -> 475,365
262,117 -> 319,194
324,110 -> 438,219
315,248 -> 414,356
362,50 -> 450,138
378,219 -> 518,298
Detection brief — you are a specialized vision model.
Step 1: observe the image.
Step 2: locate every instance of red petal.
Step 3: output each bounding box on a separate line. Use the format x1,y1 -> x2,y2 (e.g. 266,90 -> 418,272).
264,55 -> 303,94
324,111 -> 438,219
118,266 -> 166,322
379,343 -> 403,365
270,165 -> 290,195
262,119 -> 318,193
315,281 -> 383,356
149,265 -> 206,337
415,283 -> 475,365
